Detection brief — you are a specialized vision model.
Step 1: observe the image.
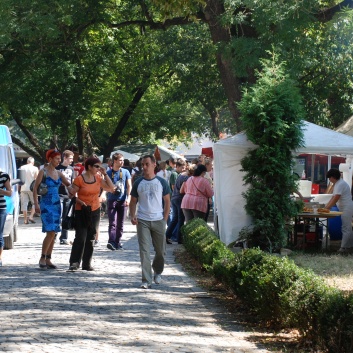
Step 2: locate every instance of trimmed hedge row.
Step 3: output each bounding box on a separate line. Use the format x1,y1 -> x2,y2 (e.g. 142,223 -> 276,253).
181,218 -> 353,353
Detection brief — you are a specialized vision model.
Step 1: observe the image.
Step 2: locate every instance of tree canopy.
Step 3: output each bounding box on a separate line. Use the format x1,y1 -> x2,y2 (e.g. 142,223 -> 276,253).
0,0 -> 352,160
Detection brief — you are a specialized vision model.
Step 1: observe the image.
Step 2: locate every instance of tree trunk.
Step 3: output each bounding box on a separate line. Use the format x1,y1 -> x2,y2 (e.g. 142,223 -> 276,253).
75,119 -> 84,155
101,83 -> 149,160
204,0 -> 243,132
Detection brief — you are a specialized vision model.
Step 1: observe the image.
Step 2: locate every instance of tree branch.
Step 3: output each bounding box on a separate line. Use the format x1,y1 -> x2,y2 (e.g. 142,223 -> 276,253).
10,109 -> 47,160
315,0 -> 353,22
10,135 -> 42,162
101,81 -> 150,159
107,12 -> 206,31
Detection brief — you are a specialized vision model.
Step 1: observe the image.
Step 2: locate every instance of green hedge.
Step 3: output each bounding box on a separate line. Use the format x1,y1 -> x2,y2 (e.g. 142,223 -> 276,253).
181,218 -> 353,352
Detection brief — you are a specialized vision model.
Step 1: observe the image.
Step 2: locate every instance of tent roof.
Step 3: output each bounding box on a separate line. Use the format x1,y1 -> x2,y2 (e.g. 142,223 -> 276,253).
110,150 -> 140,162
216,121 -> 353,156
114,144 -> 183,161
336,116 -> 353,136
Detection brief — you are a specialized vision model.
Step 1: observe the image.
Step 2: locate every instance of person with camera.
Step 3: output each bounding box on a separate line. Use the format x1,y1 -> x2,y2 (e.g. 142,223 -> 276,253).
106,153 -> 132,251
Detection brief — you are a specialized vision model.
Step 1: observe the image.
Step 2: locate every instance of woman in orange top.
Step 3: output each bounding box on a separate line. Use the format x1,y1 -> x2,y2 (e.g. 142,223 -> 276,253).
68,157 -> 114,271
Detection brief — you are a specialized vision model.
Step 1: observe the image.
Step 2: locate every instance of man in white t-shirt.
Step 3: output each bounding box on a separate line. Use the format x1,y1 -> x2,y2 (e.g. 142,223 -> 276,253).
20,157 -> 39,224
129,155 -> 170,289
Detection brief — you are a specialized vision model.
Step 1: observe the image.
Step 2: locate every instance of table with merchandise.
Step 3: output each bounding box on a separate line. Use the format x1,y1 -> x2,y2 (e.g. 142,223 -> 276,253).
293,209 -> 342,249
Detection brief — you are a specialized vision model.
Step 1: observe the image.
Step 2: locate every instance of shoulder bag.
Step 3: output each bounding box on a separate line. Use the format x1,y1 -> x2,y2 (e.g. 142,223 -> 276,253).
30,169 -> 48,196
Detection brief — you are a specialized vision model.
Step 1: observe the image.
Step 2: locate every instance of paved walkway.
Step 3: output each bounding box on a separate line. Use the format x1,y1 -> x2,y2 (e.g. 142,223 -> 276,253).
0,216 -> 269,353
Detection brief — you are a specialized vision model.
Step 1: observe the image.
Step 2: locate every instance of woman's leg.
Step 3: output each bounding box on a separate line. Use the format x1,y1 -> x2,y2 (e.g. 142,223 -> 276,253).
166,199 -> 179,240
40,231 -> 55,266
182,208 -> 194,223
82,209 -> 100,269
191,209 -> 206,220
69,210 -> 87,265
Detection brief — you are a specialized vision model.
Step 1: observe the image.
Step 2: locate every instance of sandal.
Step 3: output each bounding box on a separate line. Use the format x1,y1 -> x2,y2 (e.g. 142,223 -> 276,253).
24,220 -> 29,224
28,219 -> 36,224
39,254 -> 47,270
45,254 -> 58,269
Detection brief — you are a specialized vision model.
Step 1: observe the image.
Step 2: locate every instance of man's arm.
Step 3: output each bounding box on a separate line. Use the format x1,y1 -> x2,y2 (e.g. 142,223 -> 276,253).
125,178 -> 132,206
162,194 -> 170,222
129,196 -> 138,225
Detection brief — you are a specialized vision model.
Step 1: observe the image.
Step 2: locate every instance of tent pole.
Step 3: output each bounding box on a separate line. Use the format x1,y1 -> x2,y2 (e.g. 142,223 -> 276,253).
311,154 -> 315,182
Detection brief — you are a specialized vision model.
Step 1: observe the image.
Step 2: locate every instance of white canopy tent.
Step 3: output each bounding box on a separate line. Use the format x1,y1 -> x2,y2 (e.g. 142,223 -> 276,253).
213,121 -> 353,245
109,150 -> 140,162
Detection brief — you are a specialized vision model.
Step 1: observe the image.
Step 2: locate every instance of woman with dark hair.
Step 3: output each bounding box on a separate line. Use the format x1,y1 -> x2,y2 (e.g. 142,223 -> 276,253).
68,157 -> 114,271
34,149 -> 72,269
180,164 -> 214,222
325,168 -> 353,253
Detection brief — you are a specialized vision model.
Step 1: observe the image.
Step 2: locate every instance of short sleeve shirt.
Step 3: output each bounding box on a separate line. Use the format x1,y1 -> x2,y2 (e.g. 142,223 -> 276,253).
333,178 -> 353,210
106,168 -> 131,201
0,172 -> 10,210
56,164 -> 74,196
20,164 -> 38,191
131,176 -> 170,221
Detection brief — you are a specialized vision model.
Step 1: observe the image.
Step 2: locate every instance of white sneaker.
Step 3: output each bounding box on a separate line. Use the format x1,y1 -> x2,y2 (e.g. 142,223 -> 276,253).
154,274 -> 162,284
140,282 -> 151,289
69,262 -> 79,271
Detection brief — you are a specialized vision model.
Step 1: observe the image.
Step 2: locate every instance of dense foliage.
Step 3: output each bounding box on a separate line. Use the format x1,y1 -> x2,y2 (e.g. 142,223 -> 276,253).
0,0 -> 352,160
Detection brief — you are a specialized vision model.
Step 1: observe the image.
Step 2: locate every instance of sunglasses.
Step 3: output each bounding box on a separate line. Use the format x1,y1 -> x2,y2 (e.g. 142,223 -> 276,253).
93,164 -> 101,168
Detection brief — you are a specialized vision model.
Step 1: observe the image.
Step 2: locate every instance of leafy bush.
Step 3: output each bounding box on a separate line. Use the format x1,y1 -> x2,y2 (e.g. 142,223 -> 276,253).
281,268 -> 336,338
317,292 -> 353,353
238,55 -> 305,251
230,248 -> 303,324
181,218 -> 353,351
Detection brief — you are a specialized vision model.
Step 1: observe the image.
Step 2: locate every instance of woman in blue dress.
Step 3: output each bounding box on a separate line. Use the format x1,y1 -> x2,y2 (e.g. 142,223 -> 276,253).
33,149 -> 72,269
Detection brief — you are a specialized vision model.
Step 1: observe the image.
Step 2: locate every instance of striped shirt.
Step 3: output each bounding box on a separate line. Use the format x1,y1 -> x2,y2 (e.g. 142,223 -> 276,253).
0,172 -> 10,210
181,176 -> 214,213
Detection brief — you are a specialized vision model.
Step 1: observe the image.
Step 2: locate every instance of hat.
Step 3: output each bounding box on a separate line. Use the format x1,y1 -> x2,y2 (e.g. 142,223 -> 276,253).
46,149 -> 61,161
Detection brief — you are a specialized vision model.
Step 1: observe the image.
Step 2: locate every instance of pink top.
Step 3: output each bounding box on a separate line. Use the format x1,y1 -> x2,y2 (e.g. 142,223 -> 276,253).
181,176 -> 214,213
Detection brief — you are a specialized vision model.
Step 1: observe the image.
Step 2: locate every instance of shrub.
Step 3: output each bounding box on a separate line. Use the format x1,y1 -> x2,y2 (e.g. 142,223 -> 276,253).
280,267 -> 336,339
181,218 -> 353,351
230,248 -> 303,325
317,292 -> 353,353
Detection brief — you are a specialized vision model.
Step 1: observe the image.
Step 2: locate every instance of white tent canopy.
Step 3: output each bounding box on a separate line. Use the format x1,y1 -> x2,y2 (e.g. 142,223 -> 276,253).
213,121 -> 353,245
110,150 -> 140,162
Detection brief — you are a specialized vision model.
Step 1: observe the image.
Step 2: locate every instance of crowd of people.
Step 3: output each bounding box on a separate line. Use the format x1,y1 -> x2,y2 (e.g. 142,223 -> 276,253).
0,149 -> 214,289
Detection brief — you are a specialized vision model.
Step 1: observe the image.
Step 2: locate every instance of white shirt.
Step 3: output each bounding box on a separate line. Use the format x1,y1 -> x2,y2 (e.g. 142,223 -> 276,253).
333,178 -> 353,210
156,169 -> 171,183
20,163 -> 38,191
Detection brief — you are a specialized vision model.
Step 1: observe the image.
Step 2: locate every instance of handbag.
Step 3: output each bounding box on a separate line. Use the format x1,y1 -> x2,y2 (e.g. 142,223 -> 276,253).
62,197 -> 76,230
30,169 -> 48,196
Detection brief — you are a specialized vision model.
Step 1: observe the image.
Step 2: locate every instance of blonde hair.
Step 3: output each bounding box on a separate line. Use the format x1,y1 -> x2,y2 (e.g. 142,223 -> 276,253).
159,161 -> 167,170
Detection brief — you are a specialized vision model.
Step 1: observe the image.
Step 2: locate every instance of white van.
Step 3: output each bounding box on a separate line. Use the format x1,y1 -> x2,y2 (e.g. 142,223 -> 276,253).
0,125 -> 22,249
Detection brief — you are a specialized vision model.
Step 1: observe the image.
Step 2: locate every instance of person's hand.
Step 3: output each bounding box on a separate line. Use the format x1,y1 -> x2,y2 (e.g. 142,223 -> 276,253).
35,204 -> 40,214
99,166 -> 107,176
131,216 -> 138,225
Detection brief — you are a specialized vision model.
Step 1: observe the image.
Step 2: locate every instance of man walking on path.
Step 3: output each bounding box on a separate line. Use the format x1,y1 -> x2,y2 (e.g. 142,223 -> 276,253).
106,153 -> 132,250
56,150 -> 75,245
19,157 -> 38,224
129,155 -> 170,289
